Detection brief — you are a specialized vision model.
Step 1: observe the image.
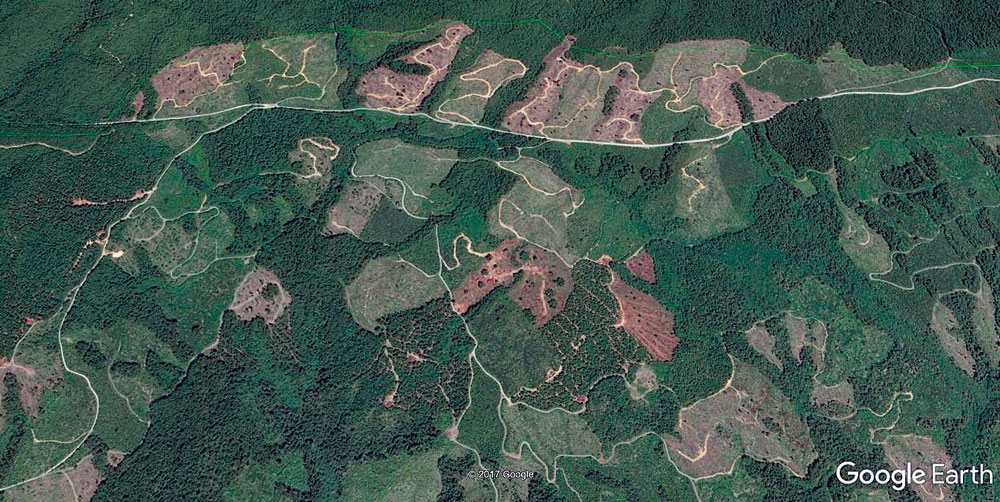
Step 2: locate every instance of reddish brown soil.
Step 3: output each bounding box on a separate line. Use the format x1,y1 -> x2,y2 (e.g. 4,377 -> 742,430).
696,67 -> 742,127
502,37 -> 577,134
402,24 -> 473,67
128,91 -> 145,121
696,66 -> 789,128
590,68 -> 661,143
509,247 -> 574,325
229,267 -> 292,324
357,69 -> 427,110
744,82 -> 789,123
151,43 -> 243,107
624,250 -> 656,284
451,239 -> 573,326
451,240 -> 521,311
607,271 -> 678,361
357,24 -> 473,111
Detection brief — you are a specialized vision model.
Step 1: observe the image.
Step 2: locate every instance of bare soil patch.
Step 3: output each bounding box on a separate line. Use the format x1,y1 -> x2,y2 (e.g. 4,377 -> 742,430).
229,267 -> 292,325
128,91 -> 145,121
344,256 -> 446,331
811,381 -> 855,418
0,356 -> 62,423
931,301 -> 975,376
667,360 -> 816,479
746,325 -> 782,370
436,50 -> 527,124
3,472 -> 74,501
696,67 -> 789,128
607,270 -> 678,362
151,43 -> 244,107
288,136 -> 340,178
785,312 -> 808,364
668,388 -> 742,478
502,37 -> 661,141
642,39 -> 749,96
67,455 -> 101,502
590,68 -> 661,143
634,364 -> 657,390
106,449 -> 127,468
509,247 -> 574,326
742,82 -> 789,122
357,24 -> 473,112
452,239 -> 573,326
883,435 -> 955,502
628,363 -> 659,400
640,40 -> 789,130
326,182 -> 383,236
502,37 -> 577,134
71,189 -> 150,208
624,250 -> 657,284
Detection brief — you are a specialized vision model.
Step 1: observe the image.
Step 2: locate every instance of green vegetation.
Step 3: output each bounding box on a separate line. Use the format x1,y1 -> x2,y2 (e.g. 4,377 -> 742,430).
467,261 -> 649,410
764,99 -> 832,177
341,450 -> 442,501
730,82 -> 754,122
581,376 -> 678,444
466,292 -> 559,394
560,435 -> 696,500
10,5 -> 1000,500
